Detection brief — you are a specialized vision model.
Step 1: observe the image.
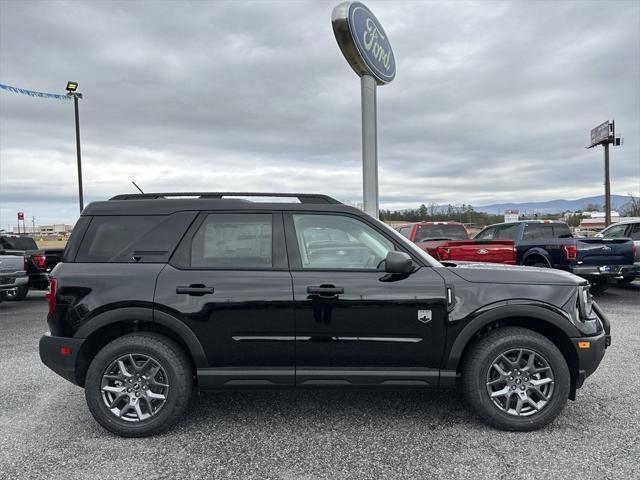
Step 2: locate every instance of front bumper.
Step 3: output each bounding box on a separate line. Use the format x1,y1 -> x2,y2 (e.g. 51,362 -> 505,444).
39,333 -> 85,386
573,302 -> 611,389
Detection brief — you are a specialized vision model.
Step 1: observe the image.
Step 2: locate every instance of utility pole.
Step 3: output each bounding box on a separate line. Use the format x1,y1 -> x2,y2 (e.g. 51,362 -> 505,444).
32,216 -> 36,234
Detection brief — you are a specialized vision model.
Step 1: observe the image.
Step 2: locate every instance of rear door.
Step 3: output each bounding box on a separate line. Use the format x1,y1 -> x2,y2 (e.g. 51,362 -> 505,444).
154,211 -> 295,387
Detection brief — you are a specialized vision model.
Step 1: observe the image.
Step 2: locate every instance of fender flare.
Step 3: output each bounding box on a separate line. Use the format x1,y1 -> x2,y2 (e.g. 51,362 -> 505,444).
74,306 -> 208,368
444,303 -> 580,371
522,247 -> 553,267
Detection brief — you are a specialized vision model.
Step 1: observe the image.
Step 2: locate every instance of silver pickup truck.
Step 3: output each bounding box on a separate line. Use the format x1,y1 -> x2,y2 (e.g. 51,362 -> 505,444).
0,252 -> 28,301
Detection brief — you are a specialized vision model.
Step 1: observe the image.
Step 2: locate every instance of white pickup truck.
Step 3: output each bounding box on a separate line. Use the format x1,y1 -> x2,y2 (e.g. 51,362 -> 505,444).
0,252 -> 28,302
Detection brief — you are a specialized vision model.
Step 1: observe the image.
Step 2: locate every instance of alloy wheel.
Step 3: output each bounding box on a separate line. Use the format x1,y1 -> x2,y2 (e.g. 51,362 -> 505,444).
485,348 -> 554,416
100,353 -> 169,422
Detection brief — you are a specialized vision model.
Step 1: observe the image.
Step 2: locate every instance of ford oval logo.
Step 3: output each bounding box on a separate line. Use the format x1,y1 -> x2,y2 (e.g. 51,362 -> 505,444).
332,2 -> 396,84
478,249 -> 489,255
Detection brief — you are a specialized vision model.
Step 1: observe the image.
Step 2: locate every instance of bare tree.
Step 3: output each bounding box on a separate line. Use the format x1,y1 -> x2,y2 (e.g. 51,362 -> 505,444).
621,193 -> 640,217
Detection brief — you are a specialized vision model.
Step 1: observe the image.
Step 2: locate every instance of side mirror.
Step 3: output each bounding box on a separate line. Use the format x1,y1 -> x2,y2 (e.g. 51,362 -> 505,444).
384,251 -> 414,274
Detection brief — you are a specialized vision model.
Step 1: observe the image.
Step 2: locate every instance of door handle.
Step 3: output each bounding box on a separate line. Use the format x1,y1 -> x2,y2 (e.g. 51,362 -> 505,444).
307,285 -> 344,297
176,285 -> 214,296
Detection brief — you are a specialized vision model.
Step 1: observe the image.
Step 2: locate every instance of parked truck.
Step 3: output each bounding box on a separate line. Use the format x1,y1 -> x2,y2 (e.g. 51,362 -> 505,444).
0,250 -> 28,302
0,235 -> 64,300
474,220 -> 637,292
397,221 -> 516,264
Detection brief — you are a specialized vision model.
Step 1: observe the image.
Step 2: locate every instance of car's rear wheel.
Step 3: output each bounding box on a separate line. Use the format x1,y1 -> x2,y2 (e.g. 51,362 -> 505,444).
85,333 -> 192,437
589,280 -> 609,294
3,285 -> 28,301
462,327 -> 570,431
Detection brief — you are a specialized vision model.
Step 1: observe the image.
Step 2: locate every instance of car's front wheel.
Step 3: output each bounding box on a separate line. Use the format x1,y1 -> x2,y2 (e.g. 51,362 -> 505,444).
462,327 -> 570,431
85,333 -> 192,437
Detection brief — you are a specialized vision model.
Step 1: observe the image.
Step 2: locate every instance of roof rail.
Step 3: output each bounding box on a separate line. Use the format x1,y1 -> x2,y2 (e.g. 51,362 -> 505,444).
109,192 -> 342,204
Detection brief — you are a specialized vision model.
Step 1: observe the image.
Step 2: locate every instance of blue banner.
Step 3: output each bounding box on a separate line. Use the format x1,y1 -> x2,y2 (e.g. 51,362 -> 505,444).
0,83 -> 71,100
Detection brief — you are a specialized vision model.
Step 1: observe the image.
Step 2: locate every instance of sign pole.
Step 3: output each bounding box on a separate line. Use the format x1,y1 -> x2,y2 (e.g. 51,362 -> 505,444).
361,74 -> 378,218
332,2 -> 395,219
604,142 -> 611,227
73,94 -> 84,213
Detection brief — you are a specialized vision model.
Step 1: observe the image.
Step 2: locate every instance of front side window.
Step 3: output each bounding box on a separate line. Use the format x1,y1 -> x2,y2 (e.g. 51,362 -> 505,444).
292,214 -> 394,269
190,214 -> 272,269
603,224 -> 628,239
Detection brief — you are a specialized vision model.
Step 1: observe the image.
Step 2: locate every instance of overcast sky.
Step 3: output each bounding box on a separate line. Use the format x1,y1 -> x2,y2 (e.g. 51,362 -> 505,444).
1,0 -> 639,227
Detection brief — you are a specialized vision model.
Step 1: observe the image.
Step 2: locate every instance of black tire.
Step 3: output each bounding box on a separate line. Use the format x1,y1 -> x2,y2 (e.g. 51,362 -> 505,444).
461,327 -> 570,431
589,281 -> 609,294
85,333 -> 192,437
4,285 -> 28,301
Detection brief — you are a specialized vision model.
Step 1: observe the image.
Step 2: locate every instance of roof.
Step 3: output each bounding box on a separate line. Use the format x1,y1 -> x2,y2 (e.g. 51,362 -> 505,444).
82,192 -> 364,216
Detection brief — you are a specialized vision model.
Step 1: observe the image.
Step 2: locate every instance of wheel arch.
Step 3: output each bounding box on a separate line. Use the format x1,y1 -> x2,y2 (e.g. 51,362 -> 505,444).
522,248 -> 552,267
73,307 -> 207,387
445,305 -> 581,400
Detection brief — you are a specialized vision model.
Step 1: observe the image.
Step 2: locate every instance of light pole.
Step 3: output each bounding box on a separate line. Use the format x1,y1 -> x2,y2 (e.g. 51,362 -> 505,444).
66,81 -> 84,212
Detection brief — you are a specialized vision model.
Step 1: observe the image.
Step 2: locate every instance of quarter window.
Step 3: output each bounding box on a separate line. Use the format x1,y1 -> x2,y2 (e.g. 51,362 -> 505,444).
190,214 -> 272,268
292,214 -> 394,269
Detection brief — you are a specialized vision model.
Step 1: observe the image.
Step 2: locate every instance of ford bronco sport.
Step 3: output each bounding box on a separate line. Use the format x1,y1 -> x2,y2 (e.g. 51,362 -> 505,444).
40,192 -> 611,437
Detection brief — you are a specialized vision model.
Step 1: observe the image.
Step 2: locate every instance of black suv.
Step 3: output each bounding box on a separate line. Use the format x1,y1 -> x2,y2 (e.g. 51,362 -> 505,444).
40,192 -> 611,437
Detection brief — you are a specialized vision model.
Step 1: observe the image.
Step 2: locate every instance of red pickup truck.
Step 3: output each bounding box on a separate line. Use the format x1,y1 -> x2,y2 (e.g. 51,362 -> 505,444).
396,221 -> 516,264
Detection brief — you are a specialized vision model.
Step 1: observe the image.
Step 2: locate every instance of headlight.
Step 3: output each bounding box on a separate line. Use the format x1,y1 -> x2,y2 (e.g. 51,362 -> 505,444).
577,285 -> 594,320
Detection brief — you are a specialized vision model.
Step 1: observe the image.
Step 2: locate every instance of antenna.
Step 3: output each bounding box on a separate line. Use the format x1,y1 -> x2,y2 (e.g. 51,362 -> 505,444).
131,181 -> 144,194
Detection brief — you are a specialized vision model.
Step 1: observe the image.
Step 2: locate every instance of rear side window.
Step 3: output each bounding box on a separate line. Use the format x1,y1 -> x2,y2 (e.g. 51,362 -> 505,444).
523,224 -> 555,240
398,226 -> 411,238
415,224 -> 468,241
75,212 -> 196,263
603,224 -> 629,239
629,223 -> 640,240
0,236 -> 38,250
190,214 -> 272,269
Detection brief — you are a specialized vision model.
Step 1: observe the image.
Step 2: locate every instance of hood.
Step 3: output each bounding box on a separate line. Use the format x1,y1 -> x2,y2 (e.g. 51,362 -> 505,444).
443,261 -> 585,286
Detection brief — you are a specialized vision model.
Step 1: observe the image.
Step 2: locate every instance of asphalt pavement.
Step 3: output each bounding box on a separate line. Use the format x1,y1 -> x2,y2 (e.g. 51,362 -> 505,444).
0,284 -> 638,479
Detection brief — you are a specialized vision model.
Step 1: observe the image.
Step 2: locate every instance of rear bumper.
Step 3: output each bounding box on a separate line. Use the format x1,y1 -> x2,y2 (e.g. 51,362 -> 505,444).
573,302 -> 610,389
0,273 -> 28,291
39,333 -> 85,386
570,264 -> 636,279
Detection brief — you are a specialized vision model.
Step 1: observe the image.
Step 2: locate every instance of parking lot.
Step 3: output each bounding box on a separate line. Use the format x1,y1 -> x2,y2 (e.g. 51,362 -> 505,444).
0,284 -> 638,480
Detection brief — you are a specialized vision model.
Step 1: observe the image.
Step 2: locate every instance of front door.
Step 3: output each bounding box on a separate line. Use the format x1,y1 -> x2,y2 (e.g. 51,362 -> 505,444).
154,211 -> 295,387
285,212 -> 447,387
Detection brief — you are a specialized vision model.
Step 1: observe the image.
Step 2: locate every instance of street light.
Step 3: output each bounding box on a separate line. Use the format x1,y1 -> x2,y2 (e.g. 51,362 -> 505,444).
66,81 -> 84,212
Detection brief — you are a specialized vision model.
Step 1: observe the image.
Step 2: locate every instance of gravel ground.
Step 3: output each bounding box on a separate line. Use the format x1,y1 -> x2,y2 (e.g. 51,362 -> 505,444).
0,284 -> 638,479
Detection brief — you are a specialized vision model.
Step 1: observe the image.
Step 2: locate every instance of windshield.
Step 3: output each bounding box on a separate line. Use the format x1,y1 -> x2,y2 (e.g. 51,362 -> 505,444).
415,224 -> 468,241
373,218 -> 442,267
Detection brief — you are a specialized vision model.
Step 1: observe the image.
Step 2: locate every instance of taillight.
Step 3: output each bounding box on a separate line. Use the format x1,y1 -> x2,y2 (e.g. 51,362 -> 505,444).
32,254 -> 46,269
633,243 -> 637,258
436,246 -> 451,260
23,255 -> 28,271
46,277 -> 57,318
563,245 -> 577,260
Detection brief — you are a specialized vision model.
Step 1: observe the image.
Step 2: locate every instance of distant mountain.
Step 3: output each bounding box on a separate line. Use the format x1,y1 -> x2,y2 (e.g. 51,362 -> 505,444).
475,195 -> 633,215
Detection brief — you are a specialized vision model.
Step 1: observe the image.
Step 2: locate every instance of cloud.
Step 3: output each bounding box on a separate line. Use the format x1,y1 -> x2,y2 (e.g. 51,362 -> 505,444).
1,0 -> 639,226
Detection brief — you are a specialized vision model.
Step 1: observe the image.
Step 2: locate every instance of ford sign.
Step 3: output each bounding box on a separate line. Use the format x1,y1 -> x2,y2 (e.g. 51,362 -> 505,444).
332,2 -> 396,85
